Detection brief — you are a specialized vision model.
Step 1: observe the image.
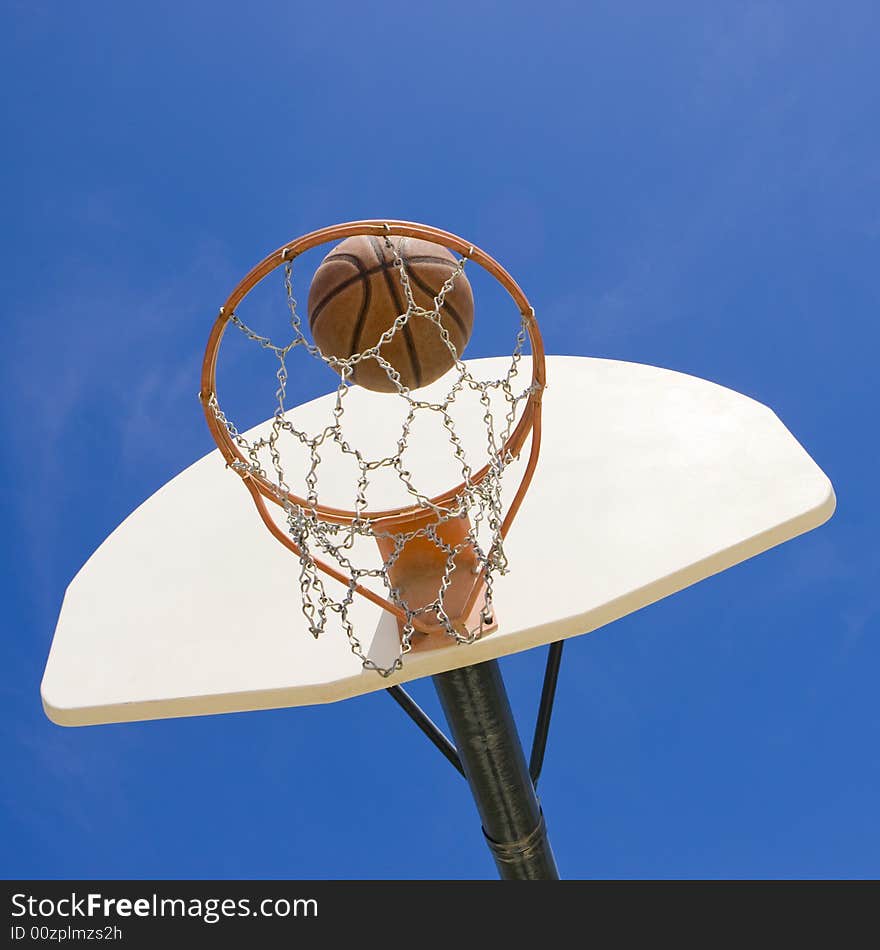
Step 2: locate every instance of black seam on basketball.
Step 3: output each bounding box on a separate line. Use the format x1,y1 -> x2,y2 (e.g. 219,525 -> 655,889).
322,253 -> 367,267
309,256 -> 363,331
405,270 -> 469,342
396,238 -> 424,390
400,255 -> 459,267
350,265 -> 371,387
370,236 -> 422,389
331,251 -> 456,268
309,255 -> 457,329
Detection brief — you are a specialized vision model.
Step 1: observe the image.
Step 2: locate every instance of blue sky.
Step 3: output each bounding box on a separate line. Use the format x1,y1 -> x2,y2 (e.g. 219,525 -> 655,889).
2,2 -> 878,878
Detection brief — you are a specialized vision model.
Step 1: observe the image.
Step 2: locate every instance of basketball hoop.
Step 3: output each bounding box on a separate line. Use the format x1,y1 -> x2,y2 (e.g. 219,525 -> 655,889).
200,220 -> 545,675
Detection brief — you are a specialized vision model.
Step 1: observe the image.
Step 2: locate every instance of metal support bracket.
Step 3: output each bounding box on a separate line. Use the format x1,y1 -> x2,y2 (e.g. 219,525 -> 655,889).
529,641 -> 565,786
386,685 -> 465,777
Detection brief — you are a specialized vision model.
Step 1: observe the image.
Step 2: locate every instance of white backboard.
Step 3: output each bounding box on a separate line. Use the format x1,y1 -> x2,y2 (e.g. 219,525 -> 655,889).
42,356 -> 835,726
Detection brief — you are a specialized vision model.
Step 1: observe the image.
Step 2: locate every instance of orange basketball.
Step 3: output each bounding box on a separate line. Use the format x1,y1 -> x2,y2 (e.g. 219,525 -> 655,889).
307,235 -> 474,392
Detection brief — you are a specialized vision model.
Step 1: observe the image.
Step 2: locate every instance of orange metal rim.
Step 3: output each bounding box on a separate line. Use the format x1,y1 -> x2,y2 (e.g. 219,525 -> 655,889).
199,219 -> 546,529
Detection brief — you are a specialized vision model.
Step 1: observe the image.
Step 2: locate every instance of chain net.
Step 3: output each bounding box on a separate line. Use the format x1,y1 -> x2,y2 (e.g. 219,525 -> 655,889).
207,232 -> 537,676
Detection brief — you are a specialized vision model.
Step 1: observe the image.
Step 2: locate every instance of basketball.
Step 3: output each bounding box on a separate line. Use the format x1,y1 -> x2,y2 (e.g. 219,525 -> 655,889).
307,235 -> 474,392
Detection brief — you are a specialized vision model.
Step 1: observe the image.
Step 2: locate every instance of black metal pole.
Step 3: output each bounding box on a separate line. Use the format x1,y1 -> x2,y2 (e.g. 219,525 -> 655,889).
433,659 -> 560,880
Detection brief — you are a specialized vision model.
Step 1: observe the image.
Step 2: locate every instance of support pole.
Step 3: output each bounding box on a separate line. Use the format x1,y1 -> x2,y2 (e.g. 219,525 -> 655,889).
433,659 -> 560,880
